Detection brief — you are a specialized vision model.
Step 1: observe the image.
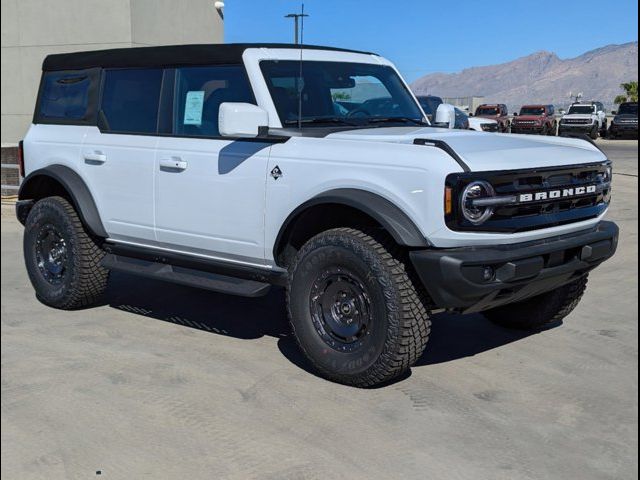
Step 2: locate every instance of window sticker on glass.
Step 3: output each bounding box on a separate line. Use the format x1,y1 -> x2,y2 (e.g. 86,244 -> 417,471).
184,91 -> 205,125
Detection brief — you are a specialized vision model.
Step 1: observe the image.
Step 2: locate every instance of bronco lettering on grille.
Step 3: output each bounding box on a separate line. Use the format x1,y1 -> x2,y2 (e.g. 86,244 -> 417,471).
518,185 -> 597,202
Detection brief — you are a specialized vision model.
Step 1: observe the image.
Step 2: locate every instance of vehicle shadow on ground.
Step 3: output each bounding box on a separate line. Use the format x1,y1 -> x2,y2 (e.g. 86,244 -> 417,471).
106,272 -> 556,379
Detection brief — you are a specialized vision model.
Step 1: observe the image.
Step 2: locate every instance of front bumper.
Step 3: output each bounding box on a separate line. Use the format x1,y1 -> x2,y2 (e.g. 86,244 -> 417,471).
609,123 -> 638,136
559,124 -> 595,133
410,221 -> 618,313
511,125 -> 544,133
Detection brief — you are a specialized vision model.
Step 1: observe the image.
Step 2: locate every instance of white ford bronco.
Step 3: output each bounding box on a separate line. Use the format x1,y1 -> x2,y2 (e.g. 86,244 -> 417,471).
559,101 -> 608,139
17,44 -> 618,387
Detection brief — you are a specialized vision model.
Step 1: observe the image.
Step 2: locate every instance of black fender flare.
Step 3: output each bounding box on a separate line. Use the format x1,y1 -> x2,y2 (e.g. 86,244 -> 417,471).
274,188 -> 430,257
18,165 -> 108,238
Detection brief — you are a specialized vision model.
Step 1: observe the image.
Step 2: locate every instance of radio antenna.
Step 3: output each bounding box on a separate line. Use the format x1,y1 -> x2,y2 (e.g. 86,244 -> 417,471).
297,2 -> 306,129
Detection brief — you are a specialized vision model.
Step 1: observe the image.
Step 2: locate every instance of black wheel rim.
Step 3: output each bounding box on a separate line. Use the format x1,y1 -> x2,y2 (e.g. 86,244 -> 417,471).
35,223 -> 68,284
309,267 -> 372,352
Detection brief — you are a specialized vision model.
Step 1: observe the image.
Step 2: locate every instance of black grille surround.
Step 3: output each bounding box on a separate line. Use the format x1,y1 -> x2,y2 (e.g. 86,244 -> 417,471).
446,161 -> 612,233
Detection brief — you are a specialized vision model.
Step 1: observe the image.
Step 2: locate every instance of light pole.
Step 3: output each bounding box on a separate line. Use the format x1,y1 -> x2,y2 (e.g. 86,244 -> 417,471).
285,11 -> 309,45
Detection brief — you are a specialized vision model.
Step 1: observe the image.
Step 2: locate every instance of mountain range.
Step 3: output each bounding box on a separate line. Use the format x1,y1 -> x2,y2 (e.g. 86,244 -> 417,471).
410,42 -> 638,110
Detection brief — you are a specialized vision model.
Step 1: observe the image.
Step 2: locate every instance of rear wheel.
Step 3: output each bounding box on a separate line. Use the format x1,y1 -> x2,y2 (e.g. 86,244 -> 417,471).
286,228 -> 431,387
23,196 -> 108,309
484,275 -> 588,330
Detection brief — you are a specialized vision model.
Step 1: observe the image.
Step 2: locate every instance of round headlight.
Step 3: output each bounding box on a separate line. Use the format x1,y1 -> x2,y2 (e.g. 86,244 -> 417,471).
461,181 -> 496,225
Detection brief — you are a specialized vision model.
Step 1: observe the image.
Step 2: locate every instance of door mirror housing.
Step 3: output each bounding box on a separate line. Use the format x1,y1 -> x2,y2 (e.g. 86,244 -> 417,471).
611,110 -> 618,115
219,103 -> 269,138
434,103 -> 456,129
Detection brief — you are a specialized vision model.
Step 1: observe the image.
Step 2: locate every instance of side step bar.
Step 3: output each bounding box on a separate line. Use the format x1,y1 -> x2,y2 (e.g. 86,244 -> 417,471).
101,254 -> 271,297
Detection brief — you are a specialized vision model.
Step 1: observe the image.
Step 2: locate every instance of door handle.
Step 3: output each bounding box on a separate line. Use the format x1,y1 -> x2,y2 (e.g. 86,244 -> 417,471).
84,152 -> 107,164
159,157 -> 188,171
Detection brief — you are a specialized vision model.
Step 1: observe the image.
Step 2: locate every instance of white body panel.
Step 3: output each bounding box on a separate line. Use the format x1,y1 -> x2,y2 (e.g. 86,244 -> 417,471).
467,116 -> 497,131
154,136 -> 271,264
22,47 -> 611,271
82,127 -> 157,242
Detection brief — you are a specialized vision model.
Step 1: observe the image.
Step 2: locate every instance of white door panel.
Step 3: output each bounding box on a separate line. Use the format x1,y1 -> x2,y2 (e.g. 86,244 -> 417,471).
155,137 -> 271,262
82,127 -> 157,242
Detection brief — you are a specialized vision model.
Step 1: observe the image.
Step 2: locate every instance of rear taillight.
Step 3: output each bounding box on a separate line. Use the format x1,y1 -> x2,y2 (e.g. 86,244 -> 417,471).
17,140 -> 24,178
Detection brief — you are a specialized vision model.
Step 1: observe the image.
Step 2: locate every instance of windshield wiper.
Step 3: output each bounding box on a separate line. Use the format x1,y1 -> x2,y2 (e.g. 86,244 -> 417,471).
366,117 -> 428,126
283,117 -> 360,127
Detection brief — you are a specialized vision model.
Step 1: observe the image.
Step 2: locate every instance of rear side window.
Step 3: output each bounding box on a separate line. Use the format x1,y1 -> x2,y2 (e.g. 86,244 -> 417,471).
173,65 -> 254,137
37,69 -> 99,124
100,69 -> 163,134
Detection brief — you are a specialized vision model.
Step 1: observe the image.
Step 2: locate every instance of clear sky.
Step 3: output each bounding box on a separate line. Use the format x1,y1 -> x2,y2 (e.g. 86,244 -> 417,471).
225,0 -> 638,82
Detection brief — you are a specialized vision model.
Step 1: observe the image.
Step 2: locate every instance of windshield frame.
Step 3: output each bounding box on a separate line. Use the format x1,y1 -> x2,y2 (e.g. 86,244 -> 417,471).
476,107 -> 499,116
618,103 -> 638,115
567,105 -> 596,115
519,106 -> 546,116
257,58 -> 427,128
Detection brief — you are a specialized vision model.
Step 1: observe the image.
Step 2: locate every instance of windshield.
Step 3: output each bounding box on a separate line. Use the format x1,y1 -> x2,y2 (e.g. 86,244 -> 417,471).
476,107 -> 499,116
618,103 -> 638,115
568,105 -> 595,115
519,106 -> 546,116
260,61 -> 424,127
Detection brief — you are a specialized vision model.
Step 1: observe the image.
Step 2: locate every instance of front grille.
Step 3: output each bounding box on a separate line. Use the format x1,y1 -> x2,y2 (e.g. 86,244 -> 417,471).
446,162 -> 612,233
481,123 -> 499,132
562,118 -> 592,125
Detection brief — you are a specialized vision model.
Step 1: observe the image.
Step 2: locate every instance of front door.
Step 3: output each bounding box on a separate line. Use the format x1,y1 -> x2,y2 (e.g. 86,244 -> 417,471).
154,65 -> 270,266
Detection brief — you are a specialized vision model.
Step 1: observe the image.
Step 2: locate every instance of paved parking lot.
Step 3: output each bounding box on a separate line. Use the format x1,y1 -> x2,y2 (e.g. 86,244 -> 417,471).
1,140 -> 637,480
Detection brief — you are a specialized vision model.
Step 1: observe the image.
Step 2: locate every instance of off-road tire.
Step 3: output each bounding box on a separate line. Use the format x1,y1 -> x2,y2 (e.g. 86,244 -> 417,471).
286,228 -> 431,387
24,196 -> 108,309
590,124 -> 599,140
541,124 -> 549,136
484,275 -> 589,330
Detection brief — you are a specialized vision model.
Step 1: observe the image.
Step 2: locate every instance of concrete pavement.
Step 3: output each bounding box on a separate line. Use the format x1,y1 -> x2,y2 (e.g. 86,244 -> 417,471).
1,141 -> 637,480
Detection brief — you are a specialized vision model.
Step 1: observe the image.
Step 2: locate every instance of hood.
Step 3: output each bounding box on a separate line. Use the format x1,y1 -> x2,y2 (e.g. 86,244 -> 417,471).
614,113 -> 638,121
468,117 -> 496,127
475,114 -> 499,120
326,126 -> 606,171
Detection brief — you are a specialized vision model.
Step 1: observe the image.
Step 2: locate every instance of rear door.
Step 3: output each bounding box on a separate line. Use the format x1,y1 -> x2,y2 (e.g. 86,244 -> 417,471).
154,65 -> 271,265
81,68 -> 163,243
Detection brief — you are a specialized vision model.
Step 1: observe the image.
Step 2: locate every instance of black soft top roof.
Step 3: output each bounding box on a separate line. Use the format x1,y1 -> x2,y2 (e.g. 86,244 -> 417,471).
42,43 -> 376,72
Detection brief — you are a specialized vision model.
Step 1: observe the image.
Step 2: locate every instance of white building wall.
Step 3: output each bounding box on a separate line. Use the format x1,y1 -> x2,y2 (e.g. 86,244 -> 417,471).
1,0 -> 224,144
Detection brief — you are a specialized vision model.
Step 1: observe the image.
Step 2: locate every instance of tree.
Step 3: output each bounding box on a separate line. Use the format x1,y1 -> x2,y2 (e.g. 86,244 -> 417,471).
332,91 -> 352,101
614,81 -> 638,104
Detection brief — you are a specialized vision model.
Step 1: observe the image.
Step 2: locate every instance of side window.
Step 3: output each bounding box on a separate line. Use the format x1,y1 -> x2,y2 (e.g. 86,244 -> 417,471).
173,65 -> 254,137
37,69 -> 99,123
100,69 -> 163,134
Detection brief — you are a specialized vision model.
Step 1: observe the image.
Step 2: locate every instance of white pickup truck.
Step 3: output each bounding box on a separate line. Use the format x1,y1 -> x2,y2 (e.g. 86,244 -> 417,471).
16,44 -> 618,387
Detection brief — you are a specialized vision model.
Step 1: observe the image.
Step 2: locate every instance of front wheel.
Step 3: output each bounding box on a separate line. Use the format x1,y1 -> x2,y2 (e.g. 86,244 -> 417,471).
590,124 -> 599,140
287,228 -> 431,387
23,196 -> 109,309
484,275 -> 588,330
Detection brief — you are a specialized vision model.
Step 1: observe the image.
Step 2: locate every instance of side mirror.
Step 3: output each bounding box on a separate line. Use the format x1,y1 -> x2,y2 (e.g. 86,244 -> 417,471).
611,110 -> 618,115
219,103 -> 269,138
469,113 -> 474,117
513,112 -> 518,117
435,103 -> 456,129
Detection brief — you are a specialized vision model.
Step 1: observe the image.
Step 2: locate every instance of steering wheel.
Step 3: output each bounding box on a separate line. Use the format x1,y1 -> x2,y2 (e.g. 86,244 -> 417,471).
347,108 -> 371,118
